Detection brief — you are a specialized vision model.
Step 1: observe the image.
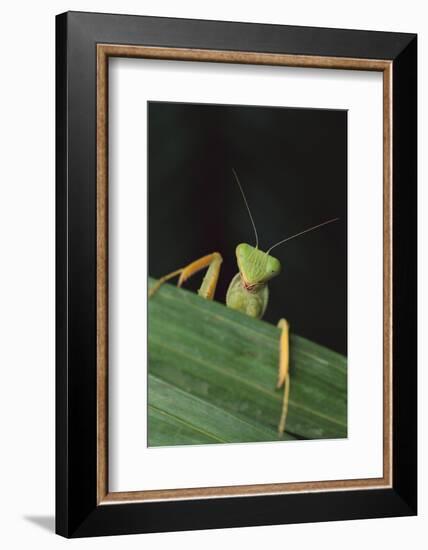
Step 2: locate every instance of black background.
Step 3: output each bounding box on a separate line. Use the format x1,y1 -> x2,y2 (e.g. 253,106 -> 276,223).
148,101 -> 347,355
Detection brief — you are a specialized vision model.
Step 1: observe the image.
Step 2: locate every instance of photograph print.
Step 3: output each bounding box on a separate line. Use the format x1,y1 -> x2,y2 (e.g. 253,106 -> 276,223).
147,100 -> 347,447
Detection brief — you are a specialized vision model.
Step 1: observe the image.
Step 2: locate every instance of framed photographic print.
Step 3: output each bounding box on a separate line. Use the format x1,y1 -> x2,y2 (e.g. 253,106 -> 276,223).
56,11 -> 417,538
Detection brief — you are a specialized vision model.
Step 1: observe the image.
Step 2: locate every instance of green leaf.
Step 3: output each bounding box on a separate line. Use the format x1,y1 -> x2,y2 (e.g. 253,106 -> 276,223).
148,277 -> 347,446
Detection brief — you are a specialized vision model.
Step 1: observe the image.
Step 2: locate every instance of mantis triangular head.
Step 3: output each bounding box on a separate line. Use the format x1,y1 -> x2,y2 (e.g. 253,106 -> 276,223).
236,243 -> 281,286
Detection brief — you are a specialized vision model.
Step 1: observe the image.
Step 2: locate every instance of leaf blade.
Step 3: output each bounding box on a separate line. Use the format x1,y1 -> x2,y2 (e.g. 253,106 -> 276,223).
148,277 -> 347,446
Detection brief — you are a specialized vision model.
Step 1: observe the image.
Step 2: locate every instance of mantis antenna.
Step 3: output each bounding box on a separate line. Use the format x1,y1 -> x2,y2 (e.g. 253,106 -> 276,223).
232,168 -> 259,249
266,217 -> 340,255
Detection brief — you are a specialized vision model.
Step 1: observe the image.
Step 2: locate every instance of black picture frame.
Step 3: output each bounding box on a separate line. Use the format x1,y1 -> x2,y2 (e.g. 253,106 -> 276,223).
56,11 -> 417,538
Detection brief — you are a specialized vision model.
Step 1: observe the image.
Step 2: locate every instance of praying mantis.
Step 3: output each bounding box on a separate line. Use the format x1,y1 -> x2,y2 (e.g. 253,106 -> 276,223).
149,169 -> 339,435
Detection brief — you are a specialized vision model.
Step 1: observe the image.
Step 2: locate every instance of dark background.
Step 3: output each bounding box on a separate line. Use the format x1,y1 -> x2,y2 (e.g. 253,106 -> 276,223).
148,102 -> 347,355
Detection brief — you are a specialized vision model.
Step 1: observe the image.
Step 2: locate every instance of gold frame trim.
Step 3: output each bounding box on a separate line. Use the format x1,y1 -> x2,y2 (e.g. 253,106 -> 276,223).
96,44 -> 393,505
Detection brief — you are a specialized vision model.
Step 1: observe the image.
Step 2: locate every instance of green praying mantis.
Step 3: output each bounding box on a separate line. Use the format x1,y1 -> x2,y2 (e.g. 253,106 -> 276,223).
149,169 -> 339,435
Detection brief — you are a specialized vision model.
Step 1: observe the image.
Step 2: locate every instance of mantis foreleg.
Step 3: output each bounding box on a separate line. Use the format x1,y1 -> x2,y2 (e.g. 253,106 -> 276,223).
149,252 -> 223,300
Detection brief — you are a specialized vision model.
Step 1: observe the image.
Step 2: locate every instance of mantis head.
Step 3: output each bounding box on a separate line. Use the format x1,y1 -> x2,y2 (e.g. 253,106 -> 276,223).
236,243 -> 281,287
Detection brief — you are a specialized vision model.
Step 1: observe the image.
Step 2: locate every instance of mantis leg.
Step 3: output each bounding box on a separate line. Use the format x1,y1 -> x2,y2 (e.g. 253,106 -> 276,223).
276,318 -> 290,435
149,252 -> 223,300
